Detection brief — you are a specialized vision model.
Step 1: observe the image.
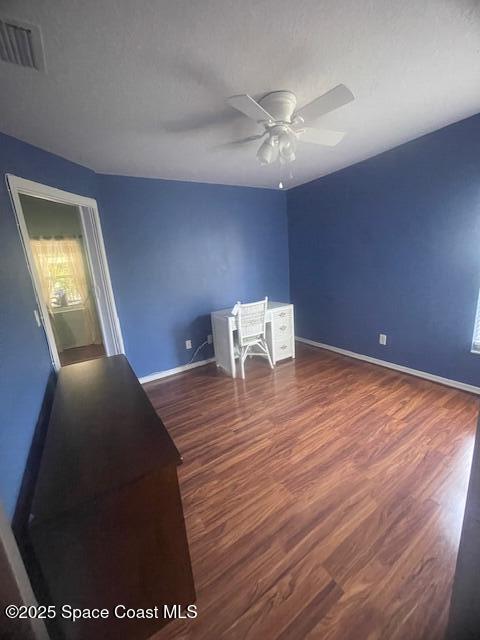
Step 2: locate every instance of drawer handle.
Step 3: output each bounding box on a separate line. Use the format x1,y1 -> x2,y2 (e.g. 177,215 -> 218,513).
279,325 -> 287,331
279,312 -> 286,317
280,344 -> 288,350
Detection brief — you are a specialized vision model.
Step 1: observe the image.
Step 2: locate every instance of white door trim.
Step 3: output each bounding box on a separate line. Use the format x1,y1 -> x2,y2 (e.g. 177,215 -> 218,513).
0,503 -> 49,640
6,174 -> 124,369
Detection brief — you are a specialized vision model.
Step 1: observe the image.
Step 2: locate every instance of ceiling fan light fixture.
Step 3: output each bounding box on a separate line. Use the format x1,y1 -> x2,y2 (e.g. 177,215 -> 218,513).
280,146 -> 296,163
256,137 -> 277,165
278,131 -> 296,164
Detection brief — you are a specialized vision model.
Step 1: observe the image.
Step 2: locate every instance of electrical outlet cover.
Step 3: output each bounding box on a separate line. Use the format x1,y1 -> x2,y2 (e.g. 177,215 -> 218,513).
185,339 -> 192,349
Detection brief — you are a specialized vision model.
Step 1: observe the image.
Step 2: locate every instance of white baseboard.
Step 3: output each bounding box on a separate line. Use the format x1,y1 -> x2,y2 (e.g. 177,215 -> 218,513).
139,357 -> 215,384
296,337 -> 480,395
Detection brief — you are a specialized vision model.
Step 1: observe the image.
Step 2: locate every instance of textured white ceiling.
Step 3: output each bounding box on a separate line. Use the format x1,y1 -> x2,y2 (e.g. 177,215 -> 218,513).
1,0 -> 479,189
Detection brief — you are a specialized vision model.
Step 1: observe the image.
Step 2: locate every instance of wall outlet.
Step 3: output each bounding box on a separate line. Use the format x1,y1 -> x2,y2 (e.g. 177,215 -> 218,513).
379,333 -> 387,346
185,339 -> 192,350
207,334 -> 213,344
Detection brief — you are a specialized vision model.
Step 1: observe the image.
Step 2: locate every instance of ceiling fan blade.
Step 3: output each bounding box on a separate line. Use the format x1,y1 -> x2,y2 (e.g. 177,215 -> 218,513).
300,128 -> 346,147
226,94 -> 274,122
212,133 -> 266,151
297,84 -> 354,123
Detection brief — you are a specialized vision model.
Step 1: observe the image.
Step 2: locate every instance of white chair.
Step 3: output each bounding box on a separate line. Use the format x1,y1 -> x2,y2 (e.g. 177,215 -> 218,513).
232,297 -> 274,379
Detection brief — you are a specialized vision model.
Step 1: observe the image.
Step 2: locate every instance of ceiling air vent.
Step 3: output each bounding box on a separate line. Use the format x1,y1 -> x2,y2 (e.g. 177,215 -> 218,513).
0,18 -> 46,71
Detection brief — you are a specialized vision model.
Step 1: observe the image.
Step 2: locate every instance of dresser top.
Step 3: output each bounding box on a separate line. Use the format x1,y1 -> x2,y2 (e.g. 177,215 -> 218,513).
31,355 -> 180,522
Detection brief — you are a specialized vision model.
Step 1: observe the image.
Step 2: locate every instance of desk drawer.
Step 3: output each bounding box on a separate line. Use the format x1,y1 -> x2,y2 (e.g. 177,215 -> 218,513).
273,316 -> 292,341
271,306 -> 294,361
272,307 -> 293,323
274,338 -> 293,360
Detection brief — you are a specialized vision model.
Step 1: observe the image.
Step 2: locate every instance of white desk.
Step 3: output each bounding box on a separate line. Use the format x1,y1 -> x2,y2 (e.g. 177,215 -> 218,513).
211,301 -> 295,378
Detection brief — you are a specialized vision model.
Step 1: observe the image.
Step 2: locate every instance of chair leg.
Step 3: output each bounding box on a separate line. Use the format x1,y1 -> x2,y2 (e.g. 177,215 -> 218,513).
239,347 -> 246,379
262,339 -> 274,369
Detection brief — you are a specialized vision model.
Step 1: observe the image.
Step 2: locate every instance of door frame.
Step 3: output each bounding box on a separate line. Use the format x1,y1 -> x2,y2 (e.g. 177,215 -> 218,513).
6,174 -> 125,370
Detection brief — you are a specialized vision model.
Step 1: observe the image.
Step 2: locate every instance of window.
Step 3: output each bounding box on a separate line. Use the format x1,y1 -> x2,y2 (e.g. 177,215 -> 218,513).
472,290 -> 480,353
30,238 -> 89,310
46,252 -> 83,307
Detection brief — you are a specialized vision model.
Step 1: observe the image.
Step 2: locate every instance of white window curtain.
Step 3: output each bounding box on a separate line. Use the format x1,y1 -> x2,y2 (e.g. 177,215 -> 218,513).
29,237 -> 101,346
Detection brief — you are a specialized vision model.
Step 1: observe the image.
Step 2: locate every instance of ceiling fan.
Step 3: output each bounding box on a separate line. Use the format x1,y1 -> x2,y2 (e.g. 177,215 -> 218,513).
224,84 -> 354,166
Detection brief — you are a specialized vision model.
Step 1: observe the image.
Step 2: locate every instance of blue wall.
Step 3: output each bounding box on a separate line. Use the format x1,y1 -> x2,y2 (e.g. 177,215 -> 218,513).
0,132 -> 97,519
288,113 -> 480,387
98,175 -> 289,377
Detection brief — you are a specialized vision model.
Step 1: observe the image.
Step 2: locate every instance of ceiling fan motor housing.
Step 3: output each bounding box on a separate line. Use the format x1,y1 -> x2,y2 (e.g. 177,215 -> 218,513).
259,91 -> 297,123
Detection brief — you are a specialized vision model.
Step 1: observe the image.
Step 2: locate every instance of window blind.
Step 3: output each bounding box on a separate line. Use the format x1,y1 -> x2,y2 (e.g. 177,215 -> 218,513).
472,292 -> 480,353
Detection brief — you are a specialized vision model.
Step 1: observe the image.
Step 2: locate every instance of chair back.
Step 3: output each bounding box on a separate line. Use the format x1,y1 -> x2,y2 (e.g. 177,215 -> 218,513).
233,297 -> 268,347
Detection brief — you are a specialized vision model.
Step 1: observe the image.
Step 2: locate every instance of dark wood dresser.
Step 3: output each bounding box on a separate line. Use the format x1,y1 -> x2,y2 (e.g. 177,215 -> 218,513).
445,412 -> 480,640
27,355 -> 195,640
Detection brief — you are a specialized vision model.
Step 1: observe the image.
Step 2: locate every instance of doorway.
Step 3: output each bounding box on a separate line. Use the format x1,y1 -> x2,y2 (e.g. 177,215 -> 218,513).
7,175 -> 124,369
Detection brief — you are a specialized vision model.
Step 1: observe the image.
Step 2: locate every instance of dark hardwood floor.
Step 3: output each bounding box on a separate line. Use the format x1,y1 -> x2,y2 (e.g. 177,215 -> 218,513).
59,343 -> 105,366
144,342 -> 479,640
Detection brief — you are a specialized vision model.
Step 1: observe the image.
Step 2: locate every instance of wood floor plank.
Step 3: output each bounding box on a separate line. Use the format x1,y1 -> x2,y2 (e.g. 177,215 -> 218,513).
146,343 -> 478,640
222,553 -> 339,640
